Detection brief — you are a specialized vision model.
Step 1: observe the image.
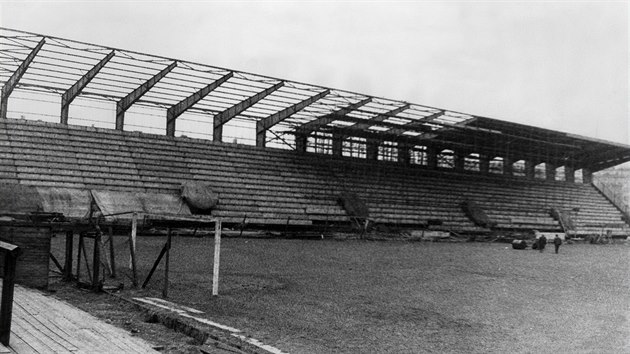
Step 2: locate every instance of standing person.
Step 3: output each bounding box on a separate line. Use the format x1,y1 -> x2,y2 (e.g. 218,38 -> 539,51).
538,234 -> 547,253
554,235 -> 562,254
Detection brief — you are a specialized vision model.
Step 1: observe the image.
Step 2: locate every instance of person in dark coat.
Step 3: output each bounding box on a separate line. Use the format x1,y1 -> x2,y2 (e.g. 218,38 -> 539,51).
538,234 -> 547,253
553,235 -> 562,254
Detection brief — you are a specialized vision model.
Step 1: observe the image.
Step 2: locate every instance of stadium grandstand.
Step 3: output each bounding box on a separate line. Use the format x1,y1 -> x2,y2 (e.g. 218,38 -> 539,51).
1,27 -> 629,238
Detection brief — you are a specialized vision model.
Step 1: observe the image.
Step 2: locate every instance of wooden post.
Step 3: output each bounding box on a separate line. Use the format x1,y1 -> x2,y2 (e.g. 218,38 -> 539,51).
162,228 -> 171,298
129,212 -> 137,268
63,230 -> 73,281
129,213 -> 138,287
77,233 -> 84,282
0,242 -> 19,347
95,225 -> 112,277
92,230 -> 101,291
142,239 -> 169,289
81,236 -> 92,284
212,220 -> 222,296
108,226 -> 116,278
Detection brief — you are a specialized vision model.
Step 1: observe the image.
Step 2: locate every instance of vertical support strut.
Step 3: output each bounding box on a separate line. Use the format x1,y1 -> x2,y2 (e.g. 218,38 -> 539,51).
213,81 -> 283,142
256,89 -> 330,147
1,38 -> 46,119
166,72 -> 233,136
61,51 -> 115,124
546,162 -> 557,181
63,230 -> 74,281
212,219 -> 222,296
116,61 -> 177,130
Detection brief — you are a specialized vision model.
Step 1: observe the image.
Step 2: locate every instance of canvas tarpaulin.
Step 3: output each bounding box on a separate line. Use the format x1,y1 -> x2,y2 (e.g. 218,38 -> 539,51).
181,181 -> 219,210
551,208 -> 576,232
462,199 -> 496,228
0,183 -> 43,214
91,190 -> 191,220
338,192 -> 369,218
36,187 -> 92,219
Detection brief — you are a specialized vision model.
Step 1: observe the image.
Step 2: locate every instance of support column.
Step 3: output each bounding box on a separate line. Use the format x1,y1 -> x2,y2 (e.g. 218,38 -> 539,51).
257,89 -> 330,148
295,134 -> 307,152
366,139 -> 379,161
167,72 -> 233,136
332,133 -> 343,157
116,62 -> 177,130
397,143 -> 410,165
63,231 -> 73,281
503,156 -> 513,176
61,51 -> 115,124
582,168 -> 593,184
454,151 -> 466,171
213,80 -> 281,141
525,160 -> 535,179
546,162 -> 557,181
427,146 -> 438,169
1,39 -> 46,119
479,154 -> 490,174
564,165 -> 575,183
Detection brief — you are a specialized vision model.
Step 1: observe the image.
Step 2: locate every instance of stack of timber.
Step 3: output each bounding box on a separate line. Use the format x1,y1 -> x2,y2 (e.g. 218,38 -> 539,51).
0,118 -> 628,236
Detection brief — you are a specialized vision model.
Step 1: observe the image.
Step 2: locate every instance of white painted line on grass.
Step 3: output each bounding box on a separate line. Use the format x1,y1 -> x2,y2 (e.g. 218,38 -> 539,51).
133,297 -> 288,353
145,297 -> 205,314
179,313 -> 242,333
231,334 -> 289,354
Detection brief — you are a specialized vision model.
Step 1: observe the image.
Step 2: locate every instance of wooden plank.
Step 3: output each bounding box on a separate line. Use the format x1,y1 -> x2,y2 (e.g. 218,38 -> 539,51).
11,284 -> 158,353
3,332 -> 33,354
11,317 -> 72,353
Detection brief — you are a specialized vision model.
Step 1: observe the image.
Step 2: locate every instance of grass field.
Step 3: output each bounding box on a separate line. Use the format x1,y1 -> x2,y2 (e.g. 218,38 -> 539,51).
51,235 -> 629,353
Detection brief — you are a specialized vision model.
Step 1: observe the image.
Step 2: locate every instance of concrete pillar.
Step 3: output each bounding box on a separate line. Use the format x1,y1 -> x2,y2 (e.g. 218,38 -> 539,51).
479,154 -> 490,174
454,151 -> 466,171
295,134 -> 307,152
564,165 -> 575,183
397,144 -> 410,165
546,162 -> 557,181
332,134 -> 343,157
525,160 -> 535,179
582,168 -> 593,184
503,156 -> 513,176
366,140 -> 379,161
427,146 -> 438,169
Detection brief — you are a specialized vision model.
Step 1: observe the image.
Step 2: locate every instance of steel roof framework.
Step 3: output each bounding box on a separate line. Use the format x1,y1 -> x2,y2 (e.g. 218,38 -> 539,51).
1,28 -> 629,173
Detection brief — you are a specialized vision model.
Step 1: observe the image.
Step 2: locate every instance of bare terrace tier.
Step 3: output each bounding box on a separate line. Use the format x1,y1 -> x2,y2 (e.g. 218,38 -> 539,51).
0,118 -> 628,236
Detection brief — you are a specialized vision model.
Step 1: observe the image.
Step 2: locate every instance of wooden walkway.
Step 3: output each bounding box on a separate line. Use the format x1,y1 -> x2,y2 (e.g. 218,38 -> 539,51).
0,281 -> 158,353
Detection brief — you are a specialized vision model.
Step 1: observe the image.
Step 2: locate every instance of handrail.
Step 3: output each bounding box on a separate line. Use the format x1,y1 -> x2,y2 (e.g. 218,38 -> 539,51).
592,180 -> 630,223
0,240 -> 20,347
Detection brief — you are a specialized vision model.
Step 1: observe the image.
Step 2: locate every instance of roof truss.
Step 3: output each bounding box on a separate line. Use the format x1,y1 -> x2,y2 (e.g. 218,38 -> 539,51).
0,27 -> 627,172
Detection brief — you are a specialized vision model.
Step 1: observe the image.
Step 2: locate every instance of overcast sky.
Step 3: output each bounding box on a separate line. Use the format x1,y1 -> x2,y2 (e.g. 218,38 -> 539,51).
0,0 -> 628,144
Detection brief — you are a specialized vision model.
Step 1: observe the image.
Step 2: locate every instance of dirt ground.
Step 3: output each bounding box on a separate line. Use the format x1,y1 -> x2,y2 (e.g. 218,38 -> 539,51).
50,235 -> 630,353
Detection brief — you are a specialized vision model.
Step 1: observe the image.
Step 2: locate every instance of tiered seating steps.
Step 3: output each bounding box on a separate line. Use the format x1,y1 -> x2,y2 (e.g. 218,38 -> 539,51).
0,118 -> 628,235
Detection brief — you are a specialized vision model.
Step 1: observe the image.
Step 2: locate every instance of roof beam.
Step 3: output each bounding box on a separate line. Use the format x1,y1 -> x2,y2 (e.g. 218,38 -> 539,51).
115,61 -> 177,130
387,110 -> 444,136
165,72 -> 233,136
296,97 -> 372,135
256,89 -> 330,147
1,38 -> 46,119
213,81 -> 284,142
61,51 -> 115,124
576,148 -> 630,171
350,104 -> 410,130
